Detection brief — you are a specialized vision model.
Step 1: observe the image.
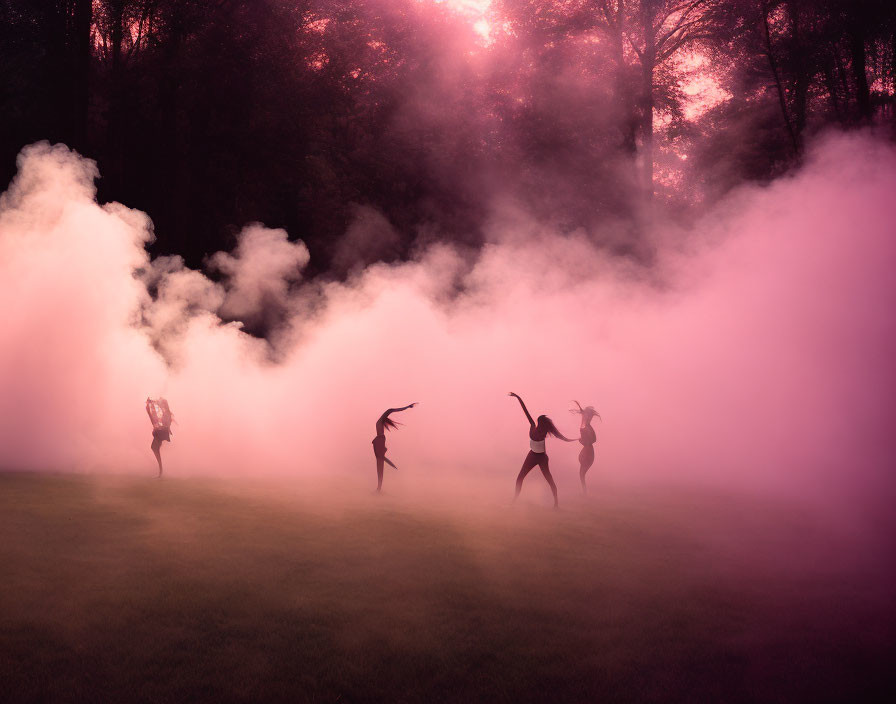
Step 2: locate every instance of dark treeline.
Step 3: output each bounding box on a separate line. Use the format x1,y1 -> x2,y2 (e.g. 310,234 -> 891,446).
1,0 -> 894,272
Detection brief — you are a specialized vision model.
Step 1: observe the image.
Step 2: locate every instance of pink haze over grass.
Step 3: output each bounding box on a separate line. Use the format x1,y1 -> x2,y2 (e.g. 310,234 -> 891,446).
0,133 -> 893,516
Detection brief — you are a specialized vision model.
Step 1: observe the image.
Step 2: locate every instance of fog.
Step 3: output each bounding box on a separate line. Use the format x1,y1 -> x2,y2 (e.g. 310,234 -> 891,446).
0,133 -> 893,519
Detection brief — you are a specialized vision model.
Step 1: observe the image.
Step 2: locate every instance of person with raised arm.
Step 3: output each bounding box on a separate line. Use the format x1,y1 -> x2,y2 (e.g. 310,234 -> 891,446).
508,392 -> 574,508
571,400 -> 600,494
372,403 -> 417,492
145,397 -> 174,478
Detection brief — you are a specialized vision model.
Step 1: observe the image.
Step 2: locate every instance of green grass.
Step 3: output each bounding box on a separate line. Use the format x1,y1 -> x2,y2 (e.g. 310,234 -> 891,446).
0,472 -> 892,703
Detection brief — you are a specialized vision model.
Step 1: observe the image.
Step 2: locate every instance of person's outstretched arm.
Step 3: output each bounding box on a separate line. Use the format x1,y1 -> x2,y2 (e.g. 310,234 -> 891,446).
381,403 -> 417,419
508,392 -> 535,427
376,403 -> 417,433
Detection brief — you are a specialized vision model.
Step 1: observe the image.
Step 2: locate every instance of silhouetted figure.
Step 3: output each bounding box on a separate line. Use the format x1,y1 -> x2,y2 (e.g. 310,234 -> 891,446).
146,397 -> 173,478
571,400 -> 600,494
509,392 -> 574,508
373,403 -> 416,492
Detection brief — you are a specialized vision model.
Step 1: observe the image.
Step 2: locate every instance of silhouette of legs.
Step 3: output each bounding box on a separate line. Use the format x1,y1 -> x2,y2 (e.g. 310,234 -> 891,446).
515,451 -> 558,507
375,453 -> 399,492
514,452 -> 539,500
151,438 -> 163,478
537,456 -> 559,508
578,446 -> 594,494
376,456 -> 385,492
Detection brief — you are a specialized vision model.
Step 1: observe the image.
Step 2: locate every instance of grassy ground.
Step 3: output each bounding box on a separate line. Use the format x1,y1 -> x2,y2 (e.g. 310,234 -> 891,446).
0,471 -> 892,703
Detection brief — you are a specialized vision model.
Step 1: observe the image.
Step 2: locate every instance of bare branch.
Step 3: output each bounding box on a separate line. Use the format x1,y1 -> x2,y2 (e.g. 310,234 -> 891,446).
656,19 -> 705,60
655,1 -> 708,54
626,31 -> 644,60
127,0 -> 157,62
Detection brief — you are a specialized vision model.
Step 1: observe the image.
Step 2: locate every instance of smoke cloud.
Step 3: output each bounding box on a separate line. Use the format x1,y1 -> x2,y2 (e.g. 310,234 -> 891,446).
208,224 -> 309,333
0,135 -> 893,519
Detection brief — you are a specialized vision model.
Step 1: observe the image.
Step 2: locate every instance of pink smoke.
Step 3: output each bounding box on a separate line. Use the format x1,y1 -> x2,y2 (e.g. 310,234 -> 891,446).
0,134 -> 893,516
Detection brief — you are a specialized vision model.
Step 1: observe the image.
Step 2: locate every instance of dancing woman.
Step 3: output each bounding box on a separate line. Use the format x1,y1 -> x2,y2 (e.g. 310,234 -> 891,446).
372,403 -> 417,492
508,392 -> 574,508
145,397 -> 174,478
571,400 -> 600,494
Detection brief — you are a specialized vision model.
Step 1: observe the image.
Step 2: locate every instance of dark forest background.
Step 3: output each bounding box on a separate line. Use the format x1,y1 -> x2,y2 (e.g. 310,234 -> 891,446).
1,0 -> 894,273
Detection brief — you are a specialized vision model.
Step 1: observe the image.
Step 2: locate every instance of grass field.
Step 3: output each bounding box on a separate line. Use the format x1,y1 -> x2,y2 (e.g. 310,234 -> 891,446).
1,472 -> 893,703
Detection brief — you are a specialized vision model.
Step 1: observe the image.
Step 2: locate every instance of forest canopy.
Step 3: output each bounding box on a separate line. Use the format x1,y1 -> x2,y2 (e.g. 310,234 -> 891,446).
1,0 -> 893,272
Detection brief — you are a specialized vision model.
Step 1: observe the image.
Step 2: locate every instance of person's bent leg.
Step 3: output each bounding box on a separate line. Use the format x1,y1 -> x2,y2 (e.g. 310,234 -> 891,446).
579,455 -> 592,494
539,457 -> 558,508
514,453 -> 538,501
384,457 -> 397,470
151,438 -> 163,478
579,449 -> 593,495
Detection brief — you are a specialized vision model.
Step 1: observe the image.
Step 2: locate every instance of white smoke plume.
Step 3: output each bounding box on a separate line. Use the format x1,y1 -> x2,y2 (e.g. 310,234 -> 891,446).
208,223 -> 309,332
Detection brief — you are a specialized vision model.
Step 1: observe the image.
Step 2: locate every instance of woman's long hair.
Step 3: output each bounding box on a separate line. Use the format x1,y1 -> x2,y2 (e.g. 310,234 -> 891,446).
159,399 -> 174,428
381,417 -> 402,432
537,415 -> 571,441
570,401 -> 601,423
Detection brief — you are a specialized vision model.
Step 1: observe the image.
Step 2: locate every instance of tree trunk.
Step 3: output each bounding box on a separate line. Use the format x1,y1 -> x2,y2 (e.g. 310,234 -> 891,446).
43,0 -> 94,149
892,29 -> 896,124
822,61 -> 842,123
639,0 -> 656,203
157,13 -> 184,251
68,0 -> 93,151
614,39 -> 638,156
788,1 -> 807,144
762,1 -> 800,155
641,57 -> 654,200
850,25 -> 872,121
108,0 -> 126,193
834,47 -> 851,104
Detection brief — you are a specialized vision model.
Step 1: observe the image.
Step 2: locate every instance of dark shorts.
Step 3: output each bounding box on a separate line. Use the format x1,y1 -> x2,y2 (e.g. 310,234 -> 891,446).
372,435 -> 386,458
152,427 -> 171,442
521,450 -> 549,471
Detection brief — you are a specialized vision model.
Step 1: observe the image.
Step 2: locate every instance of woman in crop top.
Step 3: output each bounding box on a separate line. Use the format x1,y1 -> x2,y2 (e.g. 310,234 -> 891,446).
372,403 -> 417,492
508,392 -> 574,508
571,400 -> 600,494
